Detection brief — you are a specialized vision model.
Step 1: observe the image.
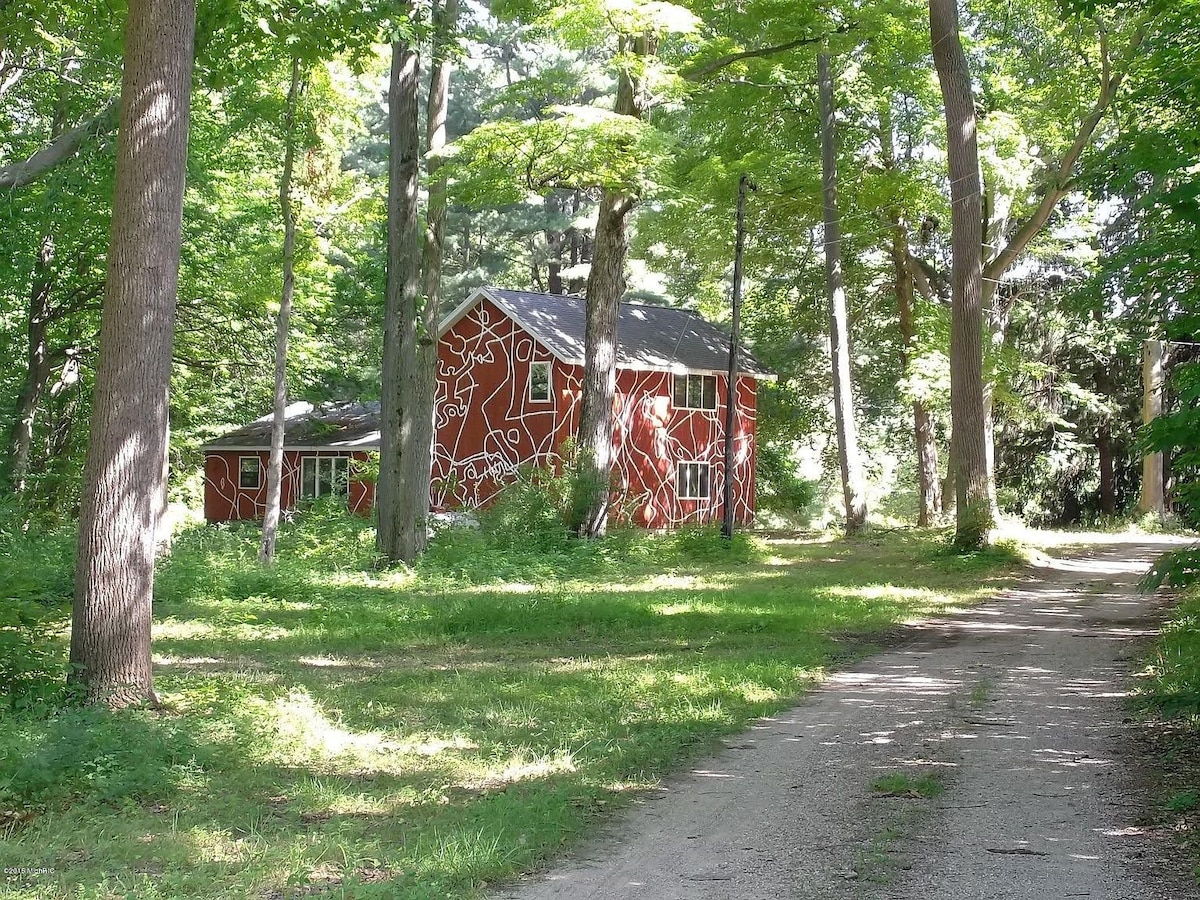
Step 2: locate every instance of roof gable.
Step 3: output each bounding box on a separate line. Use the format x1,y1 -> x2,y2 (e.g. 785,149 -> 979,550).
439,286 -> 775,380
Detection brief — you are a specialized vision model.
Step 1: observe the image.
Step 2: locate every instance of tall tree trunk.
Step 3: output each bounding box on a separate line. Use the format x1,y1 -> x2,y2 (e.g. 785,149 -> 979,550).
1137,338 -> 1165,518
572,33 -> 652,538
817,52 -> 867,534
70,0 -> 195,707
407,0 -> 460,560
376,26 -> 422,565
7,237 -> 54,494
930,0 -> 993,550
259,57 -> 303,565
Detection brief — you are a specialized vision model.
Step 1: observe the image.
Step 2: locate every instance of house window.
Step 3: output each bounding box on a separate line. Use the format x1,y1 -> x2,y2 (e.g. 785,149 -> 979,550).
239,456 -> 262,489
672,373 -> 717,410
677,461 -> 710,500
529,361 -> 551,402
300,456 -> 349,500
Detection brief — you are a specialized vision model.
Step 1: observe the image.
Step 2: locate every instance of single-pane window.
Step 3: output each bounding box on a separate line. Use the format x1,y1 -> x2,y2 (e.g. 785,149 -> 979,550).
673,374 -> 718,410
239,456 -> 262,489
677,462 -> 710,500
529,361 -> 551,402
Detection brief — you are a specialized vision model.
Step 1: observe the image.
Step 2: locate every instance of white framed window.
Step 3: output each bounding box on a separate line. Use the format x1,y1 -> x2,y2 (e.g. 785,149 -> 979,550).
239,456 -> 262,489
672,373 -> 717,410
300,456 -> 350,500
677,461 -> 711,500
529,360 -> 551,402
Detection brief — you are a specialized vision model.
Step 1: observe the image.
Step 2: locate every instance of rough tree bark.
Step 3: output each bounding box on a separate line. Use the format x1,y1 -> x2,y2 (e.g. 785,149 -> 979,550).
572,33 -> 652,538
69,0 -> 195,707
1137,338 -> 1166,518
259,57 -> 304,565
376,23 -> 422,565
406,0 -> 460,560
817,52 -> 868,534
930,0 -> 993,550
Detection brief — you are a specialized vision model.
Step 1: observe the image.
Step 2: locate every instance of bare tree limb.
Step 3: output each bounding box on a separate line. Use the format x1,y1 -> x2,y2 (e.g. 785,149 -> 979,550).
682,22 -> 857,82
0,98 -> 117,189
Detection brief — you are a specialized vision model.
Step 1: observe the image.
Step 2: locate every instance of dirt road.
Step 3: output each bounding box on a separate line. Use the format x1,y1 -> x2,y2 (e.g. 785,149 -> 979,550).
498,537 -> 1193,900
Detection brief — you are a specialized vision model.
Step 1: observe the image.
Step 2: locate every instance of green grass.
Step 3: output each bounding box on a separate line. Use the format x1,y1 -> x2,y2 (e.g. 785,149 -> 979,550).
1139,584 -> 1200,882
0,517 -> 1018,900
870,772 -> 947,800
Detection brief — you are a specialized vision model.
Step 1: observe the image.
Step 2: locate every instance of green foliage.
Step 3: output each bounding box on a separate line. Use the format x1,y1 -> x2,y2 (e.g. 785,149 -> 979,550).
477,463 -> 575,552
1141,547 -> 1200,592
0,504 -> 74,711
445,106 -> 675,205
755,441 -> 817,522
1140,588 -> 1200,718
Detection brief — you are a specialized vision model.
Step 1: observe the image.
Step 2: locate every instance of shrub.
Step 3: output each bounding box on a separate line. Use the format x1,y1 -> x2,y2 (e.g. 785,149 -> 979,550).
756,441 -> 817,523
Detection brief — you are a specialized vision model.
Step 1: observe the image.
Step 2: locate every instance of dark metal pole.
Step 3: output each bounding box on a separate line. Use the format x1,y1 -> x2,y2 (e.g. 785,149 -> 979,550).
723,174 -> 753,539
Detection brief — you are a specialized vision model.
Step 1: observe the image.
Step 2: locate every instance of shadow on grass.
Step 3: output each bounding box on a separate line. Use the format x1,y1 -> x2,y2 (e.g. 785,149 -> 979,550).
1,528 -> 1024,900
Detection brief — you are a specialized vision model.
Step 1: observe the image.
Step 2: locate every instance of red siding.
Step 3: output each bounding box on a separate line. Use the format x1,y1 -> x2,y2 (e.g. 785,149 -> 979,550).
205,297 -> 760,529
432,298 -> 758,529
203,450 -> 374,523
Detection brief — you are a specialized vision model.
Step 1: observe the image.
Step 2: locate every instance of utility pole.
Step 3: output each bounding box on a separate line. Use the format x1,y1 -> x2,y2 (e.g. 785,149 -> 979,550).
723,174 -> 754,539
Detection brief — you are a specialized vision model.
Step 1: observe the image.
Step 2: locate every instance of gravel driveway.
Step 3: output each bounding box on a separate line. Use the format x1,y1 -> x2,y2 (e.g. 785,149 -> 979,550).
498,536 -> 1194,900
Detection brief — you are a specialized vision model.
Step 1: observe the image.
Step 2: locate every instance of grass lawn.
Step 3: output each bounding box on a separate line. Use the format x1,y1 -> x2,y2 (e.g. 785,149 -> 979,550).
0,517 -> 1021,900
1137,557 -> 1200,883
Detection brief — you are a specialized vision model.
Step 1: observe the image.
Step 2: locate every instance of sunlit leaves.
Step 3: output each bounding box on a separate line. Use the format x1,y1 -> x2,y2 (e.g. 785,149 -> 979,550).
445,105 -> 674,205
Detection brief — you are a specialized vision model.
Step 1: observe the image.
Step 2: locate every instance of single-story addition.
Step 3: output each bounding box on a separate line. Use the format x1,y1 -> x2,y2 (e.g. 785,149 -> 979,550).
202,401 -> 379,522
202,286 -> 775,529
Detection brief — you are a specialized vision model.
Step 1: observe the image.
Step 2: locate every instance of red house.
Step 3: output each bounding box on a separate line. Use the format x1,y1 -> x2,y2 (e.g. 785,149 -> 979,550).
202,287 -> 774,528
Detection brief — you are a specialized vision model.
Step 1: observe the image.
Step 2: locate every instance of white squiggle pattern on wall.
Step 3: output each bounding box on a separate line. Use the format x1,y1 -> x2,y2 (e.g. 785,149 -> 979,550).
432,299 -> 757,528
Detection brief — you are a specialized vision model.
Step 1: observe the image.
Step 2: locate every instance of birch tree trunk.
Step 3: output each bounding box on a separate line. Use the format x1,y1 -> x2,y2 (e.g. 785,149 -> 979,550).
930,0 -> 993,550
377,25 -> 422,565
573,33 -> 652,538
818,52 -> 867,534
260,56 -> 303,565
70,0 -> 195,707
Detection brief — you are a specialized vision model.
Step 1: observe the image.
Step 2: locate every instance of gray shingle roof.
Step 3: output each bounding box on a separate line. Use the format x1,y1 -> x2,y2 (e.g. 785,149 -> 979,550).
205,288 -> 774,450
201,401 -> 381,450
447,287 -> 774,380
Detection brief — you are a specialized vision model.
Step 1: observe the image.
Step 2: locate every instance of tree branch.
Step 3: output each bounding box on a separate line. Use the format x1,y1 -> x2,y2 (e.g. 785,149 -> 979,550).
0,98 -> 117,189
983,20 -> 1146,287
682,22 -> 857,82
